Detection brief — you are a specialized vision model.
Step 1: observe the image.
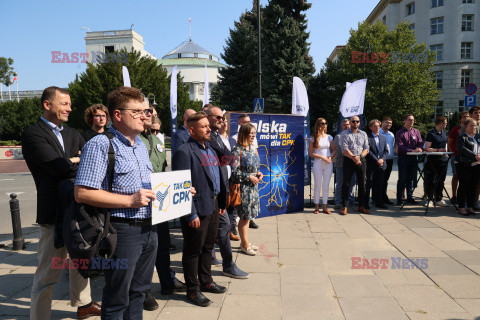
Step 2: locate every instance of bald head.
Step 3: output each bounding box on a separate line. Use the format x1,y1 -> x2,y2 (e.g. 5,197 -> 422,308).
183,109 -> 196,127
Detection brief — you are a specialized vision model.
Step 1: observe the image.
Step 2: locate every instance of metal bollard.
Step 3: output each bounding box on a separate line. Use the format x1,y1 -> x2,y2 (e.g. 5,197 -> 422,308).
9,193 -> 25,251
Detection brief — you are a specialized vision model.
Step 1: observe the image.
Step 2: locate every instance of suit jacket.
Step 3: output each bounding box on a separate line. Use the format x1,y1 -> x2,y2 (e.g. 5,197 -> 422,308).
366,132 -> 388,168
172,137 -> 227,222
209,131 -> 233,187
456,132 -> 480,166
172,126 -> 190,153
22,118 -> 85,224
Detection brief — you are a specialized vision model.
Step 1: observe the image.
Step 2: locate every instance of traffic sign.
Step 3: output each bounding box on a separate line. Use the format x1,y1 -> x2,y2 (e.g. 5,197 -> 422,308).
465,84 -> 477,96
253,98 -> 264,113
465,95 -> 477,107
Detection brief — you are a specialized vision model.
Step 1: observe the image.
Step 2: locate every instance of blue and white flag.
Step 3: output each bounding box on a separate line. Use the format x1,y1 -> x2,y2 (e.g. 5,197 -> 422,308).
292,77 -> 309,117
339,79 -> 367,118
203,61 -> 209,107
170,66 -> 178,153
122,66 -> 131,87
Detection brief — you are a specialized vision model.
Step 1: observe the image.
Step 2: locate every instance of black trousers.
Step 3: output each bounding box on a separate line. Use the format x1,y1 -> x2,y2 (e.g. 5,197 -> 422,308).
342,157 -> 366,207
180,198 -> 220,292
155,221 -> 175,290
456,163 -> 480,208
382,159 -> 394,202
424,156 -> 448,201
366,161 -> 386,205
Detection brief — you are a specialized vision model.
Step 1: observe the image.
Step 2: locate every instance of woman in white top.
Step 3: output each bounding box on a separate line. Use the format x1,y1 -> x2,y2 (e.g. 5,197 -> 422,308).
309,118 -> 336,214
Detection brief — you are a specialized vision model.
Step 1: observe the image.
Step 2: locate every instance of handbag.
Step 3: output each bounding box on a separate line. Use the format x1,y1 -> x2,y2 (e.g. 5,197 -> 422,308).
64,133 -> 117,279
227,149 -> 242,207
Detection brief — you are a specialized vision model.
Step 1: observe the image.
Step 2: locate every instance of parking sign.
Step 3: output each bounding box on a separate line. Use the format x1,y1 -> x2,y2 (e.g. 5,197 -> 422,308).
465,95 -> 477,107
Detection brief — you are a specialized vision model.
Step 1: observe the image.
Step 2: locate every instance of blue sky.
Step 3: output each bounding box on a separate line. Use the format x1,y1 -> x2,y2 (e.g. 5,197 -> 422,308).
1,0 -> 379,90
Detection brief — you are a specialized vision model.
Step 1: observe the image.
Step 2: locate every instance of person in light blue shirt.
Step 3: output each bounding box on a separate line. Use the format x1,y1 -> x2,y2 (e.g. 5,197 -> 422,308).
380,117 -> 395,204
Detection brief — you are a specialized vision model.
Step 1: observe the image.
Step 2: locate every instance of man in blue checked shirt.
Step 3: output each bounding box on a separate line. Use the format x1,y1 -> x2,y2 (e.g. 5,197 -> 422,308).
75,86 -> 157,319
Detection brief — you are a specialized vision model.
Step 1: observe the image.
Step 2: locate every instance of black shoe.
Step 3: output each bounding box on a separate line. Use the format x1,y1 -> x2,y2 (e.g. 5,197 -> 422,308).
161,278 -> 187,295
169,244 -> 176,251
406,198 -> 419,205
376,203 -> 388,209
364,204 -> 371,210
143,290 -> 159,311
396,200 -> 403,206
187,291 -> 212,307
249,220 -> 259,229
200,282 -> 227,294
383,199 -> 394,205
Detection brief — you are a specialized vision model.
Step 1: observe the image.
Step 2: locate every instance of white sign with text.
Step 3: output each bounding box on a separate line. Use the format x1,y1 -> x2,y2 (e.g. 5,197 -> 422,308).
151,170 -> 192,225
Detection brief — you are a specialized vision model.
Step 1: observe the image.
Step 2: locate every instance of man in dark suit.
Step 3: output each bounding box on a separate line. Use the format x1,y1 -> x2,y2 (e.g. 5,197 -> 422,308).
172,108 -> 196,153
22,86 -> 99,320
365,119 -> 389,209
172,111 -> 228,307
205,106 -> 249,279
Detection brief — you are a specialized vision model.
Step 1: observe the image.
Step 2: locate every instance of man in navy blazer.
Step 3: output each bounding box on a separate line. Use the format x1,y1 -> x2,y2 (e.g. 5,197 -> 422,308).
172,111 -> 227,307
365,119 -> 389,209
172,109 -> 196,153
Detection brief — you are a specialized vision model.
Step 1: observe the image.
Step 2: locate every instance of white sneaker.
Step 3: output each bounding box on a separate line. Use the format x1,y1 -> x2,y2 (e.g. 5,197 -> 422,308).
424,201 -> 434,208
436,200 -> 448,207
241,246 -> 256,256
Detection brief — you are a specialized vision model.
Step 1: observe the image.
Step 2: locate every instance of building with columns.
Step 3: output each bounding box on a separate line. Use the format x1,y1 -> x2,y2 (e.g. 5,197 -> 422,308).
365,0 -> 480,117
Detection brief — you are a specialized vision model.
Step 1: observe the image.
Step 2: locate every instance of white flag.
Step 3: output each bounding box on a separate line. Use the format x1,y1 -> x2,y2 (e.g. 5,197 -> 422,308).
170,65 -> 178,119
339,79 -> 367,118
203,61 -> 209,107
122,66 -> 131,87
292,76 -> 309,117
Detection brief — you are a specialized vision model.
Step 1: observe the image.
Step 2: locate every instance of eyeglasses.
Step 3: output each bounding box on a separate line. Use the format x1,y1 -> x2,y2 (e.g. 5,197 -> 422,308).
93,115 -> 107,119
319,122 -> 327,125
119,108 -> 153,118
351,120 -> 360,123
211,115 -> 225,121
150,129 -> 160,134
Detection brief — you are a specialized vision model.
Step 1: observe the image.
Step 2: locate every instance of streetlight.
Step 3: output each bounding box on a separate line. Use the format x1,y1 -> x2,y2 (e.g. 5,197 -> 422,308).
147,93 -> 158,106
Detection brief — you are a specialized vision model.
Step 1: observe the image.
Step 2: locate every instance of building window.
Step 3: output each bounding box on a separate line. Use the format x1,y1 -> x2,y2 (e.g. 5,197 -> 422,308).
462,15 -> 474,31
105,46 -> 114,53
431,0 -> 443,7
431,17 -> 444,34
463,0 -> 474,3
461,42 -> 473,59
435,101 -> 444,118
430,44 -> 444,60
406,2 -> 415,16
459,100 -> 465,112
194,53 -> 198,58
382,15 -> 386,24
209,55 -> 213,60
177,53 -> 182,58
409,23 -> 415,31
435,71 -> 443,89
461,70 -> 471,87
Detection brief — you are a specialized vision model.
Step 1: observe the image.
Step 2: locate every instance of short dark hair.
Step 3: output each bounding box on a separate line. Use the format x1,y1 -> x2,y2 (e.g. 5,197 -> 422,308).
238,113 -> 250,122
107,87 -> 144,120
382,116 -> 392,122
459,110 -> 469,120
404,114 -> 414,120
469,106 -> 480,114
203,104 -> 213,111
84,104 -> 109,127
41,86 -> 69,108
434,115 -> 446,125
186,111 -> 207,127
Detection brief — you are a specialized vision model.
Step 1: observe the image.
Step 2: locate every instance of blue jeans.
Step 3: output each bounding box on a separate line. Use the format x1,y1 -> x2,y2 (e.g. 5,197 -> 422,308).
334,167 -> 356,205
102,223 -> 158,319
396,155 -> 418,202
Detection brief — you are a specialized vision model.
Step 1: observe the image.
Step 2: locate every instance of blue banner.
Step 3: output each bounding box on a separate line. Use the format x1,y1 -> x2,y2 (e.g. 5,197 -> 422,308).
229,113 -> 304,218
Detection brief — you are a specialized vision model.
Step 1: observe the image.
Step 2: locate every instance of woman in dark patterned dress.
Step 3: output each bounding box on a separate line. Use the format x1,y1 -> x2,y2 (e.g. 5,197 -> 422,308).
231,123 -> 263,255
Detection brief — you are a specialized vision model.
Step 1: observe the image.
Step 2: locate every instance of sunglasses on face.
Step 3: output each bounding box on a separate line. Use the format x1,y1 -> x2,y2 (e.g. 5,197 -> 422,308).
319,122 -> 327,125
351,120 -> 360,123
212,115 -> 225,121
150,129 -> 160,134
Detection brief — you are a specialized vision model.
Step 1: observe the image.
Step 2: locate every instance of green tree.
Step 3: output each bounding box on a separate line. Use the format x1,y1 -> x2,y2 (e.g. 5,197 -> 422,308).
312,21 -> 439,132
0,98 -> 42,141
68,49 -> 200,134
214,0 -> 315,113
212,4 -> 259,110
0,57 -> 17,86
262,0 -> 315,113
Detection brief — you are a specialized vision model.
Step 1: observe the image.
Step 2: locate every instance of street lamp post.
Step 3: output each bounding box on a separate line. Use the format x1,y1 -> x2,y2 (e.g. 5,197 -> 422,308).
147,93 -> 158,107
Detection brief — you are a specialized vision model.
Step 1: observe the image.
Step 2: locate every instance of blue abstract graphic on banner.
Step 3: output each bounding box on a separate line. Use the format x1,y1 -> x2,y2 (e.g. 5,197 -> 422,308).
229,113 -> 304,218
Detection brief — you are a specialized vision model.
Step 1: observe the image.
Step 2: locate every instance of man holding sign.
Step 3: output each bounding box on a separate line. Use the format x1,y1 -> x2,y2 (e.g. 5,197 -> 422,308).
173,112 -> 228,307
